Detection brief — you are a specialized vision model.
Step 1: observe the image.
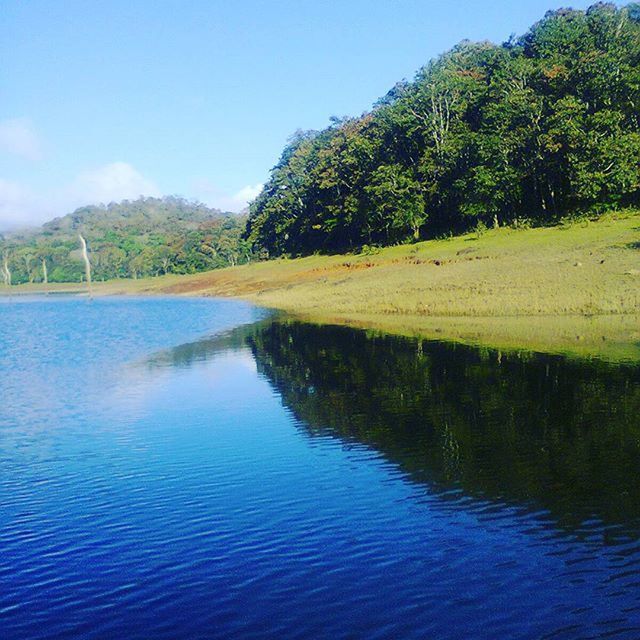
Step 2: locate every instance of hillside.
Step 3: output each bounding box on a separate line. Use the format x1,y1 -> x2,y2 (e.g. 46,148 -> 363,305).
0,197 -> 252,284
144,210 -> 640,361
42,197 -> 226,235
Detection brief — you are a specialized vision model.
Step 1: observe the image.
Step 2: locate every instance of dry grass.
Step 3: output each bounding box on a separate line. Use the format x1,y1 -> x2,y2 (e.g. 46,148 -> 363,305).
7,210 -> 640,361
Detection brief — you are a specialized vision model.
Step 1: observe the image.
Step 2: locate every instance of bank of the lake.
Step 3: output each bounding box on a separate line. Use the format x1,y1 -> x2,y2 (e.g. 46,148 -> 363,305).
6,210 -> 640,362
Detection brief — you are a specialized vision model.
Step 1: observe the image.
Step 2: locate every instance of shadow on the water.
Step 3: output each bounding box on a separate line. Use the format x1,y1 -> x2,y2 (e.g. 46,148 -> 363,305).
143,319 -> 640,539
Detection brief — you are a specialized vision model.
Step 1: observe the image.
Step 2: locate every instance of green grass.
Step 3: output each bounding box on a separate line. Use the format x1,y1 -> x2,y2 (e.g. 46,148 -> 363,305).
6,210 -> 640,362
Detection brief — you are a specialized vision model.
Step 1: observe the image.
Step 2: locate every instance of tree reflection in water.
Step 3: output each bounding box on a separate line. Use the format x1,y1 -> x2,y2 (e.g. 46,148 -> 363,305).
145,318 -> 640,540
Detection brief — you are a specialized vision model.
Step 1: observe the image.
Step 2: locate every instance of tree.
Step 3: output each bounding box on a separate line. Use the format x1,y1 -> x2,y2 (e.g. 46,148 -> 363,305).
365,165 -> 426,241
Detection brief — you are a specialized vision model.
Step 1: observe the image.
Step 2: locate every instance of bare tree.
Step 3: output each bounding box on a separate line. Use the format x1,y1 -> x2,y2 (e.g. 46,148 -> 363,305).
79,234 -> 92,293
2,251 -> 11,287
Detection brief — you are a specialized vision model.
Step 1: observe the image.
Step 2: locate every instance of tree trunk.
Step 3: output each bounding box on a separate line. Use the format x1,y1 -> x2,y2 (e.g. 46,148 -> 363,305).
78,234 -> 92,293
2,252 -> 11,286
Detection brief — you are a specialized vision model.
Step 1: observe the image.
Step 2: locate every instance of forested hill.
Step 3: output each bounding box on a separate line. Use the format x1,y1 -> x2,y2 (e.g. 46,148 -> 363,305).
43,196 -> 226,235
246,3 -> 640,256
1,197 -> 252,284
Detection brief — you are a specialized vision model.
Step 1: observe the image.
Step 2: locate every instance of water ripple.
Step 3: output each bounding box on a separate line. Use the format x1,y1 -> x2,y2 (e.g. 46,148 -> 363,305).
1,298 -> 640,639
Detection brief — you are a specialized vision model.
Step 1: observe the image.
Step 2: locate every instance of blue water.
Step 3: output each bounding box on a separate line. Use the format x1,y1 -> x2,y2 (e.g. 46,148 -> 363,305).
1,297 -> 639,639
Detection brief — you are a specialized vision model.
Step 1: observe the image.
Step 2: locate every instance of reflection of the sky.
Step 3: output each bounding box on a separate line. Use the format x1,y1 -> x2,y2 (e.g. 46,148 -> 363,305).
0,296 -> 263,432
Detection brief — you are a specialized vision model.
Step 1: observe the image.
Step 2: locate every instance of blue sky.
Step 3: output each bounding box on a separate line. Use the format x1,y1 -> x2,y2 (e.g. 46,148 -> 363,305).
1,0 -> 597,227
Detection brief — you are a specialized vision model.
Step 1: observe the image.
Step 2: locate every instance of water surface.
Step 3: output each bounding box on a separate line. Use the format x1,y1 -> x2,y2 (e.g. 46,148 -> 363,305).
1,297 -> 639,639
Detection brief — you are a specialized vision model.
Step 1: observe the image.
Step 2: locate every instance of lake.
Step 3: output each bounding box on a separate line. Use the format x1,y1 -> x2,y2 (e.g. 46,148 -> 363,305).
1,296 -> 639,639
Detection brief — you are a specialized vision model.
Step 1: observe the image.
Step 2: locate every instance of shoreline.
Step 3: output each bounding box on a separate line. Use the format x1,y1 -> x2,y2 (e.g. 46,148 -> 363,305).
3,212 -> 639,363
4,287 -> 637,363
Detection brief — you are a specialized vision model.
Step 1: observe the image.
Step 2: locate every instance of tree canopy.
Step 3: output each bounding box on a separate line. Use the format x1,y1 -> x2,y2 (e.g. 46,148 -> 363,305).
246,3 -> 640,256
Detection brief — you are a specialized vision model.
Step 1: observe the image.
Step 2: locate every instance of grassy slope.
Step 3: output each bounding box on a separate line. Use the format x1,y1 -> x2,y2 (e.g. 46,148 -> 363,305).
8,211 -> 640,362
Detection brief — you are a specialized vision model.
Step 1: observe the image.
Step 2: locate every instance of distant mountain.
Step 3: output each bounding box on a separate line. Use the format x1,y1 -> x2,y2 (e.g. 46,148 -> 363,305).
41,196 -> 227,235
1,196 -> 253,284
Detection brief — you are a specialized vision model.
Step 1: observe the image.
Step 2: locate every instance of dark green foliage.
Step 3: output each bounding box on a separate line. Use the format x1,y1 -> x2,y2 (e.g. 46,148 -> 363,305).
247,3 -> 640,255
1,197 -> 252,284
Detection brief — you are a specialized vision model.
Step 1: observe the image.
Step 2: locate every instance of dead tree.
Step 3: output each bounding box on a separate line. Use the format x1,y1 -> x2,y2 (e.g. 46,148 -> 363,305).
79,234 -> 92,294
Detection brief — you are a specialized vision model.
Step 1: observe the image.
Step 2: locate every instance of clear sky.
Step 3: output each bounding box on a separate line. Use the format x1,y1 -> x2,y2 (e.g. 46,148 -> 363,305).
1,0 -> 597,228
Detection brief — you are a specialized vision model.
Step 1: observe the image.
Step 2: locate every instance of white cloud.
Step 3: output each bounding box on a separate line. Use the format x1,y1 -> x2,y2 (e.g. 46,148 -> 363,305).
0,178 -> 40,228
233,183 -> 263,205
191,178 -> 263,212
0,118 -> 43,161
0,162 -> 160,231
67,161 -> 160,205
